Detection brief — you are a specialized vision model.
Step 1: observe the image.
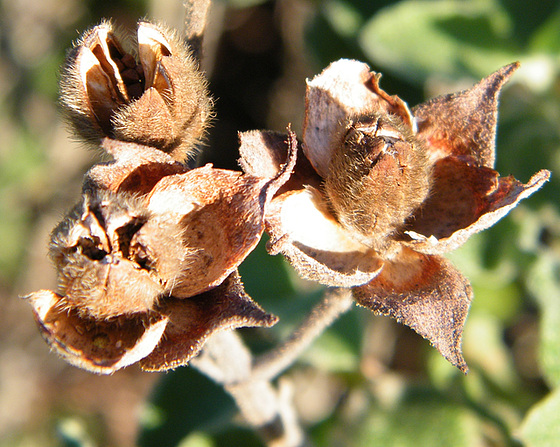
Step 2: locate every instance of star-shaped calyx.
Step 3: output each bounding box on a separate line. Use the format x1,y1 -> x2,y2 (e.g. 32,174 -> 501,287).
238,59 -> 550,372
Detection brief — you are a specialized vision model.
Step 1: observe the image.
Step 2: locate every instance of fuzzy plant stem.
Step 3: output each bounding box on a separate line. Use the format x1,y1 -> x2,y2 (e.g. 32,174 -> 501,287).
253,287 -> 354,381
191,288 -> 354,447
184,0 -> 212,62
191,330 -> 306,447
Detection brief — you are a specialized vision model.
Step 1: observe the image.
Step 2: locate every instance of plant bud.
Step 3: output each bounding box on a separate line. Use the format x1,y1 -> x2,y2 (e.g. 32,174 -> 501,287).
60,21 -> 212,160
324,113 -> 432,251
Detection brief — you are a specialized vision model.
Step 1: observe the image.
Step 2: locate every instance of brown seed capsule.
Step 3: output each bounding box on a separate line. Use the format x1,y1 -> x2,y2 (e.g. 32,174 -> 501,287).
43,134 -> 298,322
49,188 -> 195,319
324,113 -> 432,252
60,20 -> 212,160
241,59 -> 550,373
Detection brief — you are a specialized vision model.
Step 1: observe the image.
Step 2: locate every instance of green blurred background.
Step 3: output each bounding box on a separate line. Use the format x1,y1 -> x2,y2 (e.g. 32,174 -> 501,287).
0,0 -> 559,445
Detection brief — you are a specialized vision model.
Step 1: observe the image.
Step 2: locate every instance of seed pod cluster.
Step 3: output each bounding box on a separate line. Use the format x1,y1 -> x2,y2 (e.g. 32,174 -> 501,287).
60,21 -> 212,160
23,20 -> 301,373
25,136 -> 297,372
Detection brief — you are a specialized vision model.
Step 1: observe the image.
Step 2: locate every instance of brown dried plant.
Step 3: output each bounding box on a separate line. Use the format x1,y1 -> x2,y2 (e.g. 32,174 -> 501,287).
24,21 -> 296,374
239,59 -> 550,372
59,21 -> 212,161
21,11 -> 552,444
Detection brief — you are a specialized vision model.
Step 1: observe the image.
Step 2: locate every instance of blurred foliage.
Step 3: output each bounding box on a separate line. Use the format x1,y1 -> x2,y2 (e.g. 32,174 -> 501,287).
1,0 -> 559,446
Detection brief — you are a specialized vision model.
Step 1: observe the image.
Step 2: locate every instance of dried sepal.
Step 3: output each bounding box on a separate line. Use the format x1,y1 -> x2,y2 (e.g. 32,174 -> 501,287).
140,272 -> 278,371
238,130 -> 294,179
25,289 -> 169,374
403,162 -> 551,254
413,62 -> 519,168
25,273 -> 277,374
353,248 -> 472,373
265,188 -> 384,287
238,130 -> 323,193
60,20 -> 212,160
84,138 -> 188,195
144,163 -> 294,298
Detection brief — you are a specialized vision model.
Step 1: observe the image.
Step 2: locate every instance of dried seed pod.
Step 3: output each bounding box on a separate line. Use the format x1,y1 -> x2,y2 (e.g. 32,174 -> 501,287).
324,113 -> 432,251
24,135 -> 297,373
49,189 -> 193,319
243,59 -> 550,372
41,136 -> 297,322
60,20 -> 212,160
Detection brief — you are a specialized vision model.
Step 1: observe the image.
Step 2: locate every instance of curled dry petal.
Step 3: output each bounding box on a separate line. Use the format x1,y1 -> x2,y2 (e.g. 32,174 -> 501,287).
60,21 -> 212,160
353,248 -> 472,373
26,273 -> 276,374
413,63 -> 520,168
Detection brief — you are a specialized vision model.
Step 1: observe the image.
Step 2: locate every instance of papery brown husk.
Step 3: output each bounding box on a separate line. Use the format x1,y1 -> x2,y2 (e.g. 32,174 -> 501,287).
238,59 -> 550,373
27,272 -> 277,373
25,132 -> 297,373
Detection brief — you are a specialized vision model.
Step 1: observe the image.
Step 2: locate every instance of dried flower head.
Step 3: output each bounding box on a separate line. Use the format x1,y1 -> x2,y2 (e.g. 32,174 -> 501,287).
26,136 -> 297,373
239,59 -> 550,372
60,21 -> 212,160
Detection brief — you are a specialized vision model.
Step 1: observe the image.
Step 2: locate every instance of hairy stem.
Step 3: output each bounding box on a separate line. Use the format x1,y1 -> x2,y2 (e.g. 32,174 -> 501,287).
184,0 -> 212,62
191,331 -> 306,447
191,288 -> 353,446
253,288 -> 354,381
